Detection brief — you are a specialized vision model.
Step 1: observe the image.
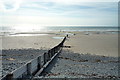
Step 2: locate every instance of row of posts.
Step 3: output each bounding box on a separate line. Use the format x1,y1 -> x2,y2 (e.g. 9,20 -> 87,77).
2,36 -> 66,80
26,36 -> 66,78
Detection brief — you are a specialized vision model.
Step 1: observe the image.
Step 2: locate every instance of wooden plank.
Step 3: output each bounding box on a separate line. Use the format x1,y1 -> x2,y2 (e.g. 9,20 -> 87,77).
1,36 -> 66,80
37,56 -> 41,69
31,58 -> 38,73
34,48 -> 62,77
12,65 -> 27,78
27,62 -> 32,76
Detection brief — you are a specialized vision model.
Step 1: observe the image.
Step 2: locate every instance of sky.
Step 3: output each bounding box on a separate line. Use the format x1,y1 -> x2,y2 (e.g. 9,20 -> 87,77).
0,0 -> 119,27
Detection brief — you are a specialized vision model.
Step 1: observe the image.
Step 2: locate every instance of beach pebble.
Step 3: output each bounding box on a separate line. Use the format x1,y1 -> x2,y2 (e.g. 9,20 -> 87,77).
39,50 -> 119,78
2,48 -> 46,77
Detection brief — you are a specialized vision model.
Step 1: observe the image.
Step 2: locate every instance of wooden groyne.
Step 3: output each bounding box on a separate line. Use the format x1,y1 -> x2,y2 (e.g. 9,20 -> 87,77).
1,36 -> 66,80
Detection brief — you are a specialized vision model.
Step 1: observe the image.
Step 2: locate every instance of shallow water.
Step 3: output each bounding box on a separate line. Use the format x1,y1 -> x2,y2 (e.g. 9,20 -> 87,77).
9,33 -> 48,36
52,37 -> 64,39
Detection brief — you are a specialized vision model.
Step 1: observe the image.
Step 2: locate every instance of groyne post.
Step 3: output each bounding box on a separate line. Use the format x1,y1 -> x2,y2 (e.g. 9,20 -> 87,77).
6,73 -> 13,80
27,62 -> 32,76
37,56 -> 41,69
1,36 -> 67,80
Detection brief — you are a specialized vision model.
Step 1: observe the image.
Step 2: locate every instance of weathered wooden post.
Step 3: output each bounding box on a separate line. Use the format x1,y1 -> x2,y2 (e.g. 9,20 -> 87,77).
48,50 -> 51,60
55,47 -> 57,53
58,46 -> 60,52
51,49 -> 53,57
58,45 -> 60,51
53,48 -> 55,55
27,62 -> 32,76
6,73 -> 13,80
50,50 -> 52,58
37,56 -> 41,69
44,53 -> 47,65
56,46 -> 58,53
41,54 -> 44,67
46,52 -> 49,62
57,47 -> 59,52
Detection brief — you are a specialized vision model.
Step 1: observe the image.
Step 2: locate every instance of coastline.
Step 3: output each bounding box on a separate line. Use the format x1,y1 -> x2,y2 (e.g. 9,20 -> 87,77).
1,31 -> 119,57
0,31 -> 119,78
37,31 -> 119,78
65,31 -> 118,57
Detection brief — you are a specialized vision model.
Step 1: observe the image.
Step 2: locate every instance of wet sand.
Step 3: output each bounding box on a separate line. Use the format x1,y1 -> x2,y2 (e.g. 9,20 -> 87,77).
38,31 -> 119,78
65,32 -> 118,57
1,33 -> 62,50
0,31 -> 119,78
1,33 -> 62,77
1,31 -> 118,57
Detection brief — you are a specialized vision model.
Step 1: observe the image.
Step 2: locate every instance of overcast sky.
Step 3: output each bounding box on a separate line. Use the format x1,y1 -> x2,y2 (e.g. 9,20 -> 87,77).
0,0 -> 119,26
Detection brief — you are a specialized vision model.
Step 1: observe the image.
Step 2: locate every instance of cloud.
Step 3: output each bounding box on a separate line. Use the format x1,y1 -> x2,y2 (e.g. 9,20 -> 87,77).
0,0 -> 118,26
27,0 -> 119,3
0,0 -> 23,12
16,1 -> 117,18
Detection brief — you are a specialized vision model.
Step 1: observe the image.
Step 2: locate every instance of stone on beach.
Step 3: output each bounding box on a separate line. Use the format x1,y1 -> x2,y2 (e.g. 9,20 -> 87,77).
1,31 -> 119,79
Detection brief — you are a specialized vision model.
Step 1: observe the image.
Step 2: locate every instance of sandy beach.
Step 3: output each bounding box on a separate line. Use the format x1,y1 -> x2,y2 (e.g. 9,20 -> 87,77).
0,0 -> 118,79
1,31 -> 118,57
37,31 -> 119,78
65,31 -> 118,57
1,32 -> 62,77
1,31 -> 119,78
2,33 -> 62,50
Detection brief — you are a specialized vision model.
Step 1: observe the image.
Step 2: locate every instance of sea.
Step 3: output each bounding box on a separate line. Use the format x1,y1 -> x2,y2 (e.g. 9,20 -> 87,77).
0,26 -> 119,36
